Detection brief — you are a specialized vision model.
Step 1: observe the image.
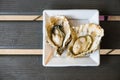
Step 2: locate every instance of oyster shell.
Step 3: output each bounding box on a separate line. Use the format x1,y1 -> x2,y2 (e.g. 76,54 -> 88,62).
72,36 -> 92,55
46,16 -> 71,55
67,23 -> 104,57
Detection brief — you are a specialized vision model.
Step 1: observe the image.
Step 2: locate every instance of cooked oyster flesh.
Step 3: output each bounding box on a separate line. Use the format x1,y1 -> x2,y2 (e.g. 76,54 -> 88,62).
46,16 -> 71,55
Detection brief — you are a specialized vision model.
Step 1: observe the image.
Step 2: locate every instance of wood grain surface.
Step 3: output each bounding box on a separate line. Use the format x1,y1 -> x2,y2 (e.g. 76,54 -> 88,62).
0,55 -> 119,80
0,0 -> 119,15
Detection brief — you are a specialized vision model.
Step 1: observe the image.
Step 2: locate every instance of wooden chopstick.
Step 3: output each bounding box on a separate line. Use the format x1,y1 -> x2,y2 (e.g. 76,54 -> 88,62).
0,49 -> 119,55
44,47 -> 55,65
108,16 -> 120,21
99,15 -> 120,21
0,15 -> 119,21
0,15 -> 40,21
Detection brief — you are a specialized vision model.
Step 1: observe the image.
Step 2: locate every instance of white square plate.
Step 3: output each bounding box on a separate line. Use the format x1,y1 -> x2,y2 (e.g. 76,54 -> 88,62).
43,10 -> 100,67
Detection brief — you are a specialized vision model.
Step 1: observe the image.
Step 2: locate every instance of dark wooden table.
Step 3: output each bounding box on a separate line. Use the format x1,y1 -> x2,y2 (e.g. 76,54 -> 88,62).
0,0 -> 119,80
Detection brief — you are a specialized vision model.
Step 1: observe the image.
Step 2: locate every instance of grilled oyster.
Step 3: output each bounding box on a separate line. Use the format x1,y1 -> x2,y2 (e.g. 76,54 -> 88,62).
67,23 -> 104,57
72,36 -> 92,55
46,16 -> 71,55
